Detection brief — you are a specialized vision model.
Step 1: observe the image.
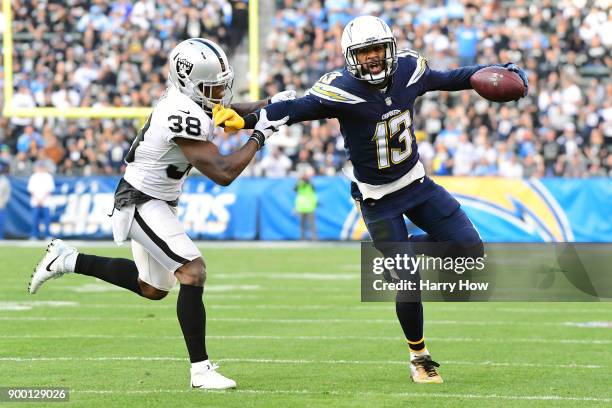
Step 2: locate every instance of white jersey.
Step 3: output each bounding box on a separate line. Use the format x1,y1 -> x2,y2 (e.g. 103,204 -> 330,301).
124,87 -> 215,201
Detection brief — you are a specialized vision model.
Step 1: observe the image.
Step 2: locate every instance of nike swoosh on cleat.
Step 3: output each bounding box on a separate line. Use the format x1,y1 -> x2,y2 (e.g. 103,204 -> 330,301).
46,256 -> 60,272
179,110 -> 190,114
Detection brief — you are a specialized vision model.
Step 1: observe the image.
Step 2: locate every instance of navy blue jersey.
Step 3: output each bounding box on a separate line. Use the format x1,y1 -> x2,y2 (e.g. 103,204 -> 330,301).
265,52 -> 485,185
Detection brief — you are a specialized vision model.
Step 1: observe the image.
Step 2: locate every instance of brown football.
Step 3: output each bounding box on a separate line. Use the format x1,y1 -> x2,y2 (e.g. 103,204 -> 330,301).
470,66 -> 525,102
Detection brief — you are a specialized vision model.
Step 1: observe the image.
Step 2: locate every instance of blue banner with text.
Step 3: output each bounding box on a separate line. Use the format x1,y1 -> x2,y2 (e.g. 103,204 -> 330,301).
5,176 -> 611,242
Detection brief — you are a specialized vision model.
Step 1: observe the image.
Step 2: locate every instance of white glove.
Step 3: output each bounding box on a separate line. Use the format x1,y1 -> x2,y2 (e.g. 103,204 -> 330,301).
250,109 -> 289,149
270,90 -> 297,104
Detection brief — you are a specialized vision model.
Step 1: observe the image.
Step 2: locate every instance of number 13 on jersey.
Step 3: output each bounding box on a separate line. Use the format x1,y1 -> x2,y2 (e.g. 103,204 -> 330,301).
373,110 -> 413,169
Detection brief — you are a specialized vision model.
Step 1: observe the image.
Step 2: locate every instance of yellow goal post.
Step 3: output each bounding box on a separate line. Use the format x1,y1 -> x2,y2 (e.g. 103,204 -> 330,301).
2,0 -> 260,120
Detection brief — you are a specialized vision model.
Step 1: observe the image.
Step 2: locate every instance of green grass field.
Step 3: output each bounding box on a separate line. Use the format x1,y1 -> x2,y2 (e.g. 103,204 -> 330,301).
1,243 -> 611,407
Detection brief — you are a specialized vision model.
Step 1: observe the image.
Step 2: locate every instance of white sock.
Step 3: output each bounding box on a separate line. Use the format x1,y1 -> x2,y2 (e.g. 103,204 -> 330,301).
64,252 -> 78,272
191,359 -> 212,371
410,347 -> 429,361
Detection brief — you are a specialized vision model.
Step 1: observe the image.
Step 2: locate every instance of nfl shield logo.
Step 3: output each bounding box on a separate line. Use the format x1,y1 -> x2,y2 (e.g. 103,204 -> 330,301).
385,97 -> 392,106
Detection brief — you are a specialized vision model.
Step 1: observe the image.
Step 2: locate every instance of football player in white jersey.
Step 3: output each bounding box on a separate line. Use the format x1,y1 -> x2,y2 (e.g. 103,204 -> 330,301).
28,38 -> 290,390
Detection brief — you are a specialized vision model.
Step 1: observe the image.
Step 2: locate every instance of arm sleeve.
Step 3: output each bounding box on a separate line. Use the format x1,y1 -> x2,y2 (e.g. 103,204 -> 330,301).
420,63 -> 489,94
246,94 -> 334,128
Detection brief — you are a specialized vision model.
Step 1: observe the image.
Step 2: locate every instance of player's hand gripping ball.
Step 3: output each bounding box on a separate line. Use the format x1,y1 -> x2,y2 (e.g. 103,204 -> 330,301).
470,65 -> 527,102
213,104 -> 245,132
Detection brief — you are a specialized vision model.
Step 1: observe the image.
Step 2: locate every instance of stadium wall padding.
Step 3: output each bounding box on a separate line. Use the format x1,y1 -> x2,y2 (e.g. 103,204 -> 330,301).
5,176 -> 612,242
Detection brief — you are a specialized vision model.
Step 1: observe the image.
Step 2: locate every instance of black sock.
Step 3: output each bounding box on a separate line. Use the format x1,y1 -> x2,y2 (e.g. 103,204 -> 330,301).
177,284 -> 207,363
75,254 -> 143,296
395,300 -> 426,352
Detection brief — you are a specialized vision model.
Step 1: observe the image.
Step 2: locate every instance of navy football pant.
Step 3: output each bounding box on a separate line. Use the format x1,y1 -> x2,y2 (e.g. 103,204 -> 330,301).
359,176 -> 483,348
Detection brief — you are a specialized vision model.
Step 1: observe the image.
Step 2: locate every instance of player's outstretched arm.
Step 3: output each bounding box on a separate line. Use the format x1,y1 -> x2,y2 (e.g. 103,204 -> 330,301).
420,63 -> 489,93
421,61 -> 528,96
229,90 -> 297,116
216,95 -> 331,133
229,100 -> 268,116
175,109 -> 288,186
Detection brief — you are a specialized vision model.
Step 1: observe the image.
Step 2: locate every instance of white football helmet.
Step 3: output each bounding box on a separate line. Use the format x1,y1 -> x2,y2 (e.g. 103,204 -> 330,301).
168,38 -> 234,111
341,16 -> 398,85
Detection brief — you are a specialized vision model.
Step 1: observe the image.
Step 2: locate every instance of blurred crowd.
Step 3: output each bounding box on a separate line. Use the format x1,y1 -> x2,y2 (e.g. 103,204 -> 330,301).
255,0 -> 612,178
1,0 -> 247,176
1,0 -> 610,178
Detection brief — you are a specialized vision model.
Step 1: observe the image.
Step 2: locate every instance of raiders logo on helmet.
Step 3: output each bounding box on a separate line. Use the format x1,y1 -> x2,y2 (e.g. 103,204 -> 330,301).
174,57 -> 194,86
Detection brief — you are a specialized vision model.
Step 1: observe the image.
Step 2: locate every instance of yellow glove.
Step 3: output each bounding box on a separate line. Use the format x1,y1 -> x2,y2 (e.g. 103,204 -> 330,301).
212,104 -> 245,132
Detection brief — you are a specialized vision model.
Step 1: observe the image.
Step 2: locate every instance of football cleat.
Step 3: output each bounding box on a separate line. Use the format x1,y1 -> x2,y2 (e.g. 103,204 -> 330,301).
191,360 -> 236,390
28,239 -> 77,294
410,355 -> 443,384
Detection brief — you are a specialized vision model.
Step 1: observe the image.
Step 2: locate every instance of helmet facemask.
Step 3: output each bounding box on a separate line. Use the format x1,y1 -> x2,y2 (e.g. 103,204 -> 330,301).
192,67 -> 234,112
345,39 -> 397,85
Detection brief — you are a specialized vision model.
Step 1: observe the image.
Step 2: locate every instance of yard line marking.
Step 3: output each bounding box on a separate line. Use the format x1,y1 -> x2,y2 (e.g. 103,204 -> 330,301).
82,304 -> 381,311
61,283 -> 263,293
5,302 -> 607,314
26,286 -> 355,295
0,333 -> 608,345
215,272 -> 357,281
0,316 -> 601,328
0,301 -> 78,311
480,307 -> 612,314
0,356 -> 602,369
425,306 -> 612,314
217,358 -> 603,369
0,240 -> 359,249
62,388 -> 612,402
563,321 -> 612,328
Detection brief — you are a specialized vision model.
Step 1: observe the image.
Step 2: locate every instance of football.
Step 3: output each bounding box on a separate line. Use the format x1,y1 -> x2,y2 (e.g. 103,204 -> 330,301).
470,66 -> 525,102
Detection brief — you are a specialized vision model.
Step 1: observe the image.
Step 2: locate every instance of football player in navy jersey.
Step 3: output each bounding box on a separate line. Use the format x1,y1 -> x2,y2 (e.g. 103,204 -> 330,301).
215,15 -> 528,383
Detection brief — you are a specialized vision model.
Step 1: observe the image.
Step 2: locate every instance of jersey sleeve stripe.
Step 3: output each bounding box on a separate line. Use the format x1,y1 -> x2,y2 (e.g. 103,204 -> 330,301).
309,83 -> 366,104
406,56 -> 427,88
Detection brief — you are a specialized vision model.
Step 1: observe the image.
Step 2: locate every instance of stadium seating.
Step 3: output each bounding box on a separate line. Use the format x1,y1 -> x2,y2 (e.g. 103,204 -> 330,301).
1,0 -> 610,178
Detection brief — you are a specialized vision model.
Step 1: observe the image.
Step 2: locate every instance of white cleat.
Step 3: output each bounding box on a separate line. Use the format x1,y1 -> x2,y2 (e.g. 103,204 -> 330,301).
28,239 -> 77,294
191,360 -> 236,390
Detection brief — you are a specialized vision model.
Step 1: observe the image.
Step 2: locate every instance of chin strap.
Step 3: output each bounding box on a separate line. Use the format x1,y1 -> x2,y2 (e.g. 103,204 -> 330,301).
201,98 -> 215,113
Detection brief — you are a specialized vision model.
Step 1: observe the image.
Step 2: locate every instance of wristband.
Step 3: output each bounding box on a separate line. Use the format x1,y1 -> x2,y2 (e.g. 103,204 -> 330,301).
249,130 -> 265,150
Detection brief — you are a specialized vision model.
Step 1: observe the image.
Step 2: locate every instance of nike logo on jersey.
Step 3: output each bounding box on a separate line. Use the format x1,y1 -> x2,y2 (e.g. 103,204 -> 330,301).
46,255 -> 60,271
179,109 -> 190,115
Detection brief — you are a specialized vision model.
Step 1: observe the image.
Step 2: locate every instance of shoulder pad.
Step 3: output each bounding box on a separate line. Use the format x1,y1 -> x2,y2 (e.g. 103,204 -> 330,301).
398,49 -> 421,60
397,51 -> 428,88
307,71 -> 366,105
316,71 -> 344,86
155,91 -> 213,141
